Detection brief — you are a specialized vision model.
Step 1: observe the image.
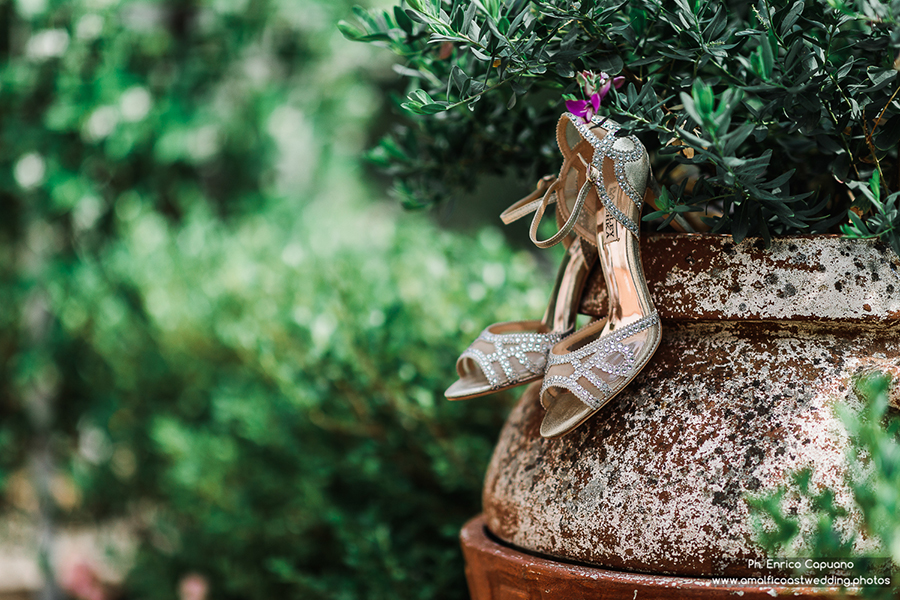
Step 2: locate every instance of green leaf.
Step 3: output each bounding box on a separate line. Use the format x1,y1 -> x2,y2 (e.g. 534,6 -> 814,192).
450,65 -> 471,97
874,117 -> 900,151
866,67 -> 897,92
507,7 -> 528,35
869,170 -> 882,208
723,123 -> 755,155
703,6 -> 727,42
847,210 -> 871,236
464,1 -> 477,29
732,199 -> 753,244
754,33 -> 774,81
469,46 -> 491,60
337,20 -> 366,41
404,8 -> 431,23
642,210 -> 667,221
420,102 -> 448,114
407,90 -> 423,104
679,93 -> 704,130
779,0 -> 804,36
762,169 -> 795,190
592,54 -> 624,74
555,64 -> 574,77
394,5 -> 414,34
834,58 -> 853,80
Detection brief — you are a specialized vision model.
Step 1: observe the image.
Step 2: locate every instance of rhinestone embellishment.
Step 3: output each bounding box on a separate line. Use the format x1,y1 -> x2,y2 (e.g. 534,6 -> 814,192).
564,113 -> 647,236
599,192 -> 640,236
460,328 -> 567,390
541,311 -> 660,409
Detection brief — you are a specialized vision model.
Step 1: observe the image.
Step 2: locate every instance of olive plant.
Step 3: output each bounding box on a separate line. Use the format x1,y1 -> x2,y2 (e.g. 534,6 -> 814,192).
341,0 -> 900,250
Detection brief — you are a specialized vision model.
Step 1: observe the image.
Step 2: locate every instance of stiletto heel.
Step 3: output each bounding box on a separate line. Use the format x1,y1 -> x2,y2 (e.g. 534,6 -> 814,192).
538,114 -> 661,438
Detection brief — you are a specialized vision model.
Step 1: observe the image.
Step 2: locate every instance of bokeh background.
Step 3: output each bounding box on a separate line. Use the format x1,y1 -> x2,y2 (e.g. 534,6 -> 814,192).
0,0 -> 552,597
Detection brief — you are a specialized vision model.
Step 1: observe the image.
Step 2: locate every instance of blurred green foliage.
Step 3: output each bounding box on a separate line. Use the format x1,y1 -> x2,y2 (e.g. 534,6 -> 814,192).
69,199 -> 547,598
0,0 -> 550,597
749,373 -> 900,599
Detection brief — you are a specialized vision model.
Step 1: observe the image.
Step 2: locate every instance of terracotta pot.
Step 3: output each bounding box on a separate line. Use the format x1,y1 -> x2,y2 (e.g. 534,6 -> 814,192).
476,234 -> 900,583
460,515 -> 842,599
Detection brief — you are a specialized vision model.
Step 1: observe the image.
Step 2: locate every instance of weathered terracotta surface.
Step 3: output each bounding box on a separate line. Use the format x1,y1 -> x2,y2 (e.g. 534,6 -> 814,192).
483,234 -> 900,577
461,516 -> 842,599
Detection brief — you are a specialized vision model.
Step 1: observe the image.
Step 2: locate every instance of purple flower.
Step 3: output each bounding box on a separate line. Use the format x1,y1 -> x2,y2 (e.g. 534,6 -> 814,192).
597,72 -> 625,101
566,71 -> 626,123
566,92 -> 602,122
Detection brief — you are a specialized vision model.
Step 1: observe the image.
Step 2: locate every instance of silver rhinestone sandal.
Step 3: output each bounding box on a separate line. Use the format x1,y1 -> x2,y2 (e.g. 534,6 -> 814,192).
446,111 -> 631,402
538,113 -> 662,438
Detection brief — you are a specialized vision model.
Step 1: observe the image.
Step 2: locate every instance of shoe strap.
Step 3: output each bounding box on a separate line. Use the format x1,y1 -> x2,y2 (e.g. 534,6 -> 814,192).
528,172 -> 592,249
500,175 -> 556,225
499,173 -> 591,250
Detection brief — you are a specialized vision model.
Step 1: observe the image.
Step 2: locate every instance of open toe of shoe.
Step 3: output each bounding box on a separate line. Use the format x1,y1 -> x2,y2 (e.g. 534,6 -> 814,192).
444,320 -> 565,401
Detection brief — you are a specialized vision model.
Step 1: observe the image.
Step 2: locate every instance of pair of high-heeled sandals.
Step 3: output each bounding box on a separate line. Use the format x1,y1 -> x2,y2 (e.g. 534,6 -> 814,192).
445,112 -> 661,438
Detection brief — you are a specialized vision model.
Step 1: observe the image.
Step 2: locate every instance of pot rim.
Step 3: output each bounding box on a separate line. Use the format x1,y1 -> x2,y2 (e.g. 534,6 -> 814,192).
578,233 -> 900,322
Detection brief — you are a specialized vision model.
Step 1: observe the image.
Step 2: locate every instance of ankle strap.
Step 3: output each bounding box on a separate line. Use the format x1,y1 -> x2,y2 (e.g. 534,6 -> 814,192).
500,174 -> 590,250
528,175 -> 591,249
500,176 -> 555,225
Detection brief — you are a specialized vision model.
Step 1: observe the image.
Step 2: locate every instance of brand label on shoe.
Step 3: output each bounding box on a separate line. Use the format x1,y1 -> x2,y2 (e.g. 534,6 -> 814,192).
605,211 -> 619,242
